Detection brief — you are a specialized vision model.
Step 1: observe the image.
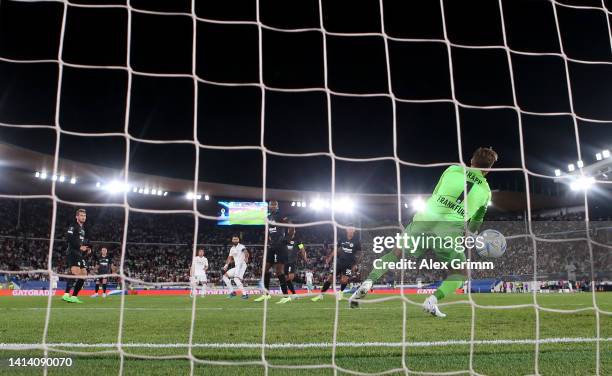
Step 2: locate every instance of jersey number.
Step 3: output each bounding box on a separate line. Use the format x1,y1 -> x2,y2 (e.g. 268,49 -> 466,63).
455,181 -> 474,205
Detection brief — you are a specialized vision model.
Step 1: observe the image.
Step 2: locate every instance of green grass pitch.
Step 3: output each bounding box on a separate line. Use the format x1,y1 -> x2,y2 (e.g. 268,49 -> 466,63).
229,209 -> 266,225
0,293 -> 610,375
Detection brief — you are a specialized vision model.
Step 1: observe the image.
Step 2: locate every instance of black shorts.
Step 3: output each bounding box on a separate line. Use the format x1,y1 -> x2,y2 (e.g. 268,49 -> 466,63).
67,252 -> 87,269
98,269 -> 110,280
335,261 -> 355,277
284,263 -> 296,274
266,244 -> 288,264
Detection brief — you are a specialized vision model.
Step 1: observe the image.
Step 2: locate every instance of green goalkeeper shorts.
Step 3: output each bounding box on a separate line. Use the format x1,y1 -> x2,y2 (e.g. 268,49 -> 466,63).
399,219 -> 466,265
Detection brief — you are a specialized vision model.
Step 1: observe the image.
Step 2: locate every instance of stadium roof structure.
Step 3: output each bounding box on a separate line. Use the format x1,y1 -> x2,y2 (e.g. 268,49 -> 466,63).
1,141 -> 586,214
564,158 -> 612,182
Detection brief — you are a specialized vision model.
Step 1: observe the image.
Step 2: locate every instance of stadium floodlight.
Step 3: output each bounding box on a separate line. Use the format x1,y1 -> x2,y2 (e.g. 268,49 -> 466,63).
106,180 -> 129,194
144,188 -> 150,195
157,190 -> 162,196
554,169 -> 562,177
296,202 -> 302,207
403,203 -> 408,208
204,194 -> 210,200
70,177 -> 76,184
40,172 -> 47,180
333,198 -> 354,213
96,182 -> 101,188
51,175 -> 58,181
151,189 -> 157,195
310,198 -> 324,211
35,171 -> 40,178
603,149 -> 610,158
568,164 -> 575,172
133,187 -> 138,193
412,197 -> 426,212
59,175 -> 65,183
291,201 -> 296,206
163,192 -> 168,196
186,192 -> 194,199
576,160 -> 584,168
596,153 -> 603,161
138,188 -> 144,194
301,201 -> 307,207
570,176 -> 595,191
196,194 -> 202,200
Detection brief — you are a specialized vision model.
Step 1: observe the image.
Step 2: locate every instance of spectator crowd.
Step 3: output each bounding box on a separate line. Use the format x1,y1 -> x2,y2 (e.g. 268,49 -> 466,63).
1,199 -> 610,288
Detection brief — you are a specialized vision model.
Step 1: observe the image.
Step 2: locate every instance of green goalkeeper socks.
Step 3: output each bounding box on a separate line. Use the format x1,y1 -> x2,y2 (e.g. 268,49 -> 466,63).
366,250 -> 399,283
434,274 -> 464,301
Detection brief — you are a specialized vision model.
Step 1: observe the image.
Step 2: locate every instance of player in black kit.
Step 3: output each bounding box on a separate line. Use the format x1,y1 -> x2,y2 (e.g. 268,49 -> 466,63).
63,208 -> 91,304
92,247 -> 113,298
254,200 -> 290,303
278,226 -> 308,303
311,225 -> 361,302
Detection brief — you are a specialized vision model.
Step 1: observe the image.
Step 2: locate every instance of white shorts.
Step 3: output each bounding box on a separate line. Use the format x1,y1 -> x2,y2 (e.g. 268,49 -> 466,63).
226,263 -> 247,280
193,274 -> 208,284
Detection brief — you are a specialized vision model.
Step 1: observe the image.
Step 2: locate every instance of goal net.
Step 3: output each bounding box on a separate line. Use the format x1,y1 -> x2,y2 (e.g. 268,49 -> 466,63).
0,0 -> 611,375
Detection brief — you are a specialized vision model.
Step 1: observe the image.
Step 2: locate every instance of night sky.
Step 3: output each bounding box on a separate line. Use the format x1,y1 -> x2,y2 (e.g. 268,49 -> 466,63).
1,0 -> 612,196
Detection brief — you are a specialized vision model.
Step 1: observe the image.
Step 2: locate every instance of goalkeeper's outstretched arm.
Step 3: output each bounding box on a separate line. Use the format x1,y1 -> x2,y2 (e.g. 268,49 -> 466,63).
468,205 -> 488,234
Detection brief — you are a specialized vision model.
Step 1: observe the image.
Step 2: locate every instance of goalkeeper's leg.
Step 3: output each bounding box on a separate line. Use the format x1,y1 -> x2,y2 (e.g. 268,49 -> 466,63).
350,221 -> 425,308
348,249 -> 400,307
423,241 -> 466,318
422,273 -> 464,318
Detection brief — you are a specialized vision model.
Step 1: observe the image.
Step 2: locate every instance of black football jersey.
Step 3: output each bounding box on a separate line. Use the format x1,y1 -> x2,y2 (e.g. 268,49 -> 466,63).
97,256 -> 112,274
66,222 -> 85,254
267,211 -> 286,245
337,236 -> 361,264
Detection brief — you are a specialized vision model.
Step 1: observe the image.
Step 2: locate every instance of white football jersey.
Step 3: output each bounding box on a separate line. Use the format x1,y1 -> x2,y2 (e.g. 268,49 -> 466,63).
305,271 -> 314,283
193,256 -> 208,275
229,243 -> 247,266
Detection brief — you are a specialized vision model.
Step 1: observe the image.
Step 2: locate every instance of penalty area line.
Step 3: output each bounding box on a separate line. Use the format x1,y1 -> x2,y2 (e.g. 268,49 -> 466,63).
1,337 -> 610,350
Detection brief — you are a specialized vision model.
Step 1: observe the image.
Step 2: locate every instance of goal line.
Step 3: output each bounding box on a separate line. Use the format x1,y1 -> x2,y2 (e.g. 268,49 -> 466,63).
1,337 -> 610,350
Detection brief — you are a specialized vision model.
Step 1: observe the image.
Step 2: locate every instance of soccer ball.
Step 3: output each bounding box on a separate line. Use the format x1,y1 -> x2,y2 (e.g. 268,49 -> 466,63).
476,229 -> 507,258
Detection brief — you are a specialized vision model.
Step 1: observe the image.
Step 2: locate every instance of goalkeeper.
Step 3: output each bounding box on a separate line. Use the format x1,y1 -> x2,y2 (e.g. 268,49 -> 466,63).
349,147 -> 497,317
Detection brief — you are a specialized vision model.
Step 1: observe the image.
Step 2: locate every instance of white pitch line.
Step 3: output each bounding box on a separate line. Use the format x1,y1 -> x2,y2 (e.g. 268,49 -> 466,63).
1,337 -> 609,350
0,306 -> 398,311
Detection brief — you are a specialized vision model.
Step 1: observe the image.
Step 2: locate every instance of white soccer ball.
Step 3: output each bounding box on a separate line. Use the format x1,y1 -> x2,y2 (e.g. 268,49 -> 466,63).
476,229 -> 507,258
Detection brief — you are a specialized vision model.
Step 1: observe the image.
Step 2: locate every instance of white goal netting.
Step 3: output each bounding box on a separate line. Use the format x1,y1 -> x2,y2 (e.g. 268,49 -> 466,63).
0,0 -> 611,375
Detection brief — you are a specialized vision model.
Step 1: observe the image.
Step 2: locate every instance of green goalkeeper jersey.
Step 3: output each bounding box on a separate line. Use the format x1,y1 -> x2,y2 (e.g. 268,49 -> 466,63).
417,165 -> 491,230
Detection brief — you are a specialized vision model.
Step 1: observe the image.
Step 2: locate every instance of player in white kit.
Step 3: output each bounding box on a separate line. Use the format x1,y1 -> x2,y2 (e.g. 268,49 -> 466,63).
305,270 -> 314,294
50,274 -> 59,293
190,249 -> 209,297
223,235 -> 250,299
